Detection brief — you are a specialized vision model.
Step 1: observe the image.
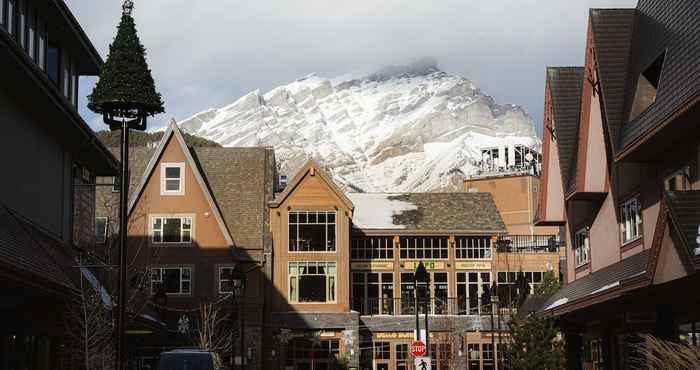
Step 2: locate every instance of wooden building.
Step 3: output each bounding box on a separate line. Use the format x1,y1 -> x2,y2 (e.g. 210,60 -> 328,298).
0,0 -> 119,368
536,1 -> 700,368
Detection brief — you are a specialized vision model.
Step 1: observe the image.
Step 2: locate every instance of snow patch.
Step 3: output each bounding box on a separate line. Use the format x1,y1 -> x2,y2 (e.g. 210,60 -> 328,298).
589,281 -> 620,295
81,268 -> 113,307
544,298 -> 569,311
347,193 -> 418,229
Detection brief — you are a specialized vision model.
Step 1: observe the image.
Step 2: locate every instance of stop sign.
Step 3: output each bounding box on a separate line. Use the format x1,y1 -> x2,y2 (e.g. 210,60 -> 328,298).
410,340 -> 427,357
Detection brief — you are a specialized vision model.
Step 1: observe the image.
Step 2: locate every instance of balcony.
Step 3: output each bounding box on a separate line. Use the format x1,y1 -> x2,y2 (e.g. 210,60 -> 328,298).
495,235 -> 560,253
351,297 -> 495,316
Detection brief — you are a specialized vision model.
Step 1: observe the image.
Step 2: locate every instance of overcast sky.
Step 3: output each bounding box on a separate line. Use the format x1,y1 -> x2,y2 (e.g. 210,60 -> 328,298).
69,0 -> 636,135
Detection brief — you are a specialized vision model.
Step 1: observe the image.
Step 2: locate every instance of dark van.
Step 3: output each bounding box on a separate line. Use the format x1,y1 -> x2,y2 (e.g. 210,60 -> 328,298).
157,349 -> 223,370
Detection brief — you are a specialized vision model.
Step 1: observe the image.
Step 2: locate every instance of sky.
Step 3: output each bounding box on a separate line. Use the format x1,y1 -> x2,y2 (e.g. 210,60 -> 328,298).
69,0 -> 637,136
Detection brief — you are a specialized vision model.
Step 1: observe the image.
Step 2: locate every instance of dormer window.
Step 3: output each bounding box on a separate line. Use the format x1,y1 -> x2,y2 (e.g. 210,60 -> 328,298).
575,227 -> 590,267
161,163 -> 185,195
629,52 -> 665,121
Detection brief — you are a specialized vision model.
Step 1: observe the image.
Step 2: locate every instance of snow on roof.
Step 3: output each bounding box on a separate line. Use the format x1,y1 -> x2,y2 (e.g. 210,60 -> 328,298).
589,281 -> 620,296
347,193 -> 418,229
544,298 -> 569,311
80,267 -> 113,307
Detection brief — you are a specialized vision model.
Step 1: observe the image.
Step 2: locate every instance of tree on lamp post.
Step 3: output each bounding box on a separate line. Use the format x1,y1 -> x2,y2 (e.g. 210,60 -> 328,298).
87,2 -> 164,370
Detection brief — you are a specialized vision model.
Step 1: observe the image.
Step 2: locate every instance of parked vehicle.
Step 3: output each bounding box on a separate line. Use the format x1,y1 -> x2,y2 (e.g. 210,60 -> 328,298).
157,349 -> 223,370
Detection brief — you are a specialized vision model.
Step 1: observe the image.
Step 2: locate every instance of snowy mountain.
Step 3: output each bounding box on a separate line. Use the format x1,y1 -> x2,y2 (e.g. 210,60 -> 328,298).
178,58 -> 541,192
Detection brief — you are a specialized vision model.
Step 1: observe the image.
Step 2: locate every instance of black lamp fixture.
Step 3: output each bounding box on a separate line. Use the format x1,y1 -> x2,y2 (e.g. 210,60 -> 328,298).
231,264 -> 247,297
87,2 -> 164,370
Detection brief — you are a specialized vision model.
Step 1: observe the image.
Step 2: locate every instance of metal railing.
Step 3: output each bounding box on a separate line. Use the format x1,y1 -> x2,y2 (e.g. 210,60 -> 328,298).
495,235 -> 560,253
352,297 -> 495,316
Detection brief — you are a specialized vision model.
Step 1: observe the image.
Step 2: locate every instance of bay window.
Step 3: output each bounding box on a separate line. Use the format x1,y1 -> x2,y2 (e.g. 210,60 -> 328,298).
620,197 -> 642,244
151,216 -> 193,244
288,262 -> 336,303
288,211 -> 336,252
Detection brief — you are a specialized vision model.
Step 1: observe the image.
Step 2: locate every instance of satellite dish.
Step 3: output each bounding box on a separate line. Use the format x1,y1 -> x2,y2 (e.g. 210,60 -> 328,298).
525,153 -> 534,162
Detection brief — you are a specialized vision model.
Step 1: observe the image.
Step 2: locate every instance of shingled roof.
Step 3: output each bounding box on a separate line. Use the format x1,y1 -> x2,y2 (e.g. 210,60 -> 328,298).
547,67 -> 584,194
665,191 -> 700,266
0,204 -> 75,292
619,0 -> 700,150
348,192 -> 506,233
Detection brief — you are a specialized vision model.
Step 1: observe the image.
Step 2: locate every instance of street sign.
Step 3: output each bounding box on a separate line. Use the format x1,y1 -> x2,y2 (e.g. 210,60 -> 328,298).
414,357 -> 431,370
410,340 -> 427,357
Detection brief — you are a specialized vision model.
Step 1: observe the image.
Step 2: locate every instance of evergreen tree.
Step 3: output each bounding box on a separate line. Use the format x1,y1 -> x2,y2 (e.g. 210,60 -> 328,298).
534,270 -> 562,296
88,10 -> 164,118
506,312 -> 566,370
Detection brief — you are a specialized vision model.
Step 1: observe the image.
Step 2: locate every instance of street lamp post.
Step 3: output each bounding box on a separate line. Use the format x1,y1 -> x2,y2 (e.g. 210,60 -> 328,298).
415,262 -> 430,356
231,266 -> 247,370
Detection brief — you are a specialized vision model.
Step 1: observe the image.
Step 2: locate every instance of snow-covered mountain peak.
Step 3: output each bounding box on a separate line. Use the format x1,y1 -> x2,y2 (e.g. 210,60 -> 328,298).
179,61 -> 540,192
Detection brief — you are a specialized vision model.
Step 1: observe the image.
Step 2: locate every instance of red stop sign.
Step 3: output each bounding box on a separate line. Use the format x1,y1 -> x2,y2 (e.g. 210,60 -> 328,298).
410,340 -> 426,357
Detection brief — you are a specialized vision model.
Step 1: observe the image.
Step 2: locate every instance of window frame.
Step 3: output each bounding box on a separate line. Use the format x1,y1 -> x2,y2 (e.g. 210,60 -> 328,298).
574,227 -> 590,268
150,266 -> 193,295
95,216 -> 109,245
455,236 -> 492,260
628,50 -> 667,122
287,210 -> 337,253
150,215 -> 195,245
217,265 -> 236,294
287,261 -> 337,304
160,163 -> 185,196
619,196 -> 642,245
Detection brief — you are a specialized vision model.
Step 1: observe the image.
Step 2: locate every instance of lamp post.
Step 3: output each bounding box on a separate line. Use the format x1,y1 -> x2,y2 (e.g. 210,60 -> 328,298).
87,2 -> 164,369
231,265 -> 247,370
414,262 -> 430,356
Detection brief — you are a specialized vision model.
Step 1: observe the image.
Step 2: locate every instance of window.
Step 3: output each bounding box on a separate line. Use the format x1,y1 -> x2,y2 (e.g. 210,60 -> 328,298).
351,272 -> 394,315
151,267 -> 192,294
151,216 -> 193,244
17,0 -> 24,47
456,236 -> 492,259
288,211 -> 336,252
37,17 -> 45,70
112,176 -> 120,192
575,227 -> 590,267
351,236 -> 393,259
95,217 -> 108,244
396,344 -> 409,370
468,344 -> 481,370
400,272 -> 416,314
482,343 -> 494,370
46,44 -> 59,85
665,165 -> 691,191
160,163 -> 185,195
629,52 -> 665,121
288,262 -> 336,303
457,272 -> 491,314
373,342 -> 390,360
399,236 -> 449,259
589,339 -> 604,370
620,197 -> 642,244
218,266 -> 235,294
7,0 -> 16,36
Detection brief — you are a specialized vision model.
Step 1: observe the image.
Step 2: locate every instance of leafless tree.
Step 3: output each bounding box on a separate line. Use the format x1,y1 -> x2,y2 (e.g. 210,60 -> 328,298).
192,299 -> 233,357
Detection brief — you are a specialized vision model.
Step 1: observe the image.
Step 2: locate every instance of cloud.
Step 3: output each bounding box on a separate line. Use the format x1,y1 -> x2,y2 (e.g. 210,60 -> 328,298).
69,0 -> 637,134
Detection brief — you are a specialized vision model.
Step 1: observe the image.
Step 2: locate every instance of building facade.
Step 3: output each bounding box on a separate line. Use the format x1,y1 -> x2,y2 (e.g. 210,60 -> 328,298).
267,161 -> 561,370
0,0 -> 119,368
536,1 -> 700,369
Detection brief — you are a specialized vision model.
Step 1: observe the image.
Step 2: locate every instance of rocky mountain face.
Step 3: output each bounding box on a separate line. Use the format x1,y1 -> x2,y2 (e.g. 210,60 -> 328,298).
178,59 -> 541,192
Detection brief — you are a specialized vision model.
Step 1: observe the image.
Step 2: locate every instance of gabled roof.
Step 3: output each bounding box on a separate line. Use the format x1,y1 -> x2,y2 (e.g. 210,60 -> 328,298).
546,67 -> 584,194
589,8 -> 637,155
270,159 -> 354,210
617,0 -> 700,153
665,191 -> 700,269
127,121 -> 234,247
348,192 -> 506,234
0,204 -> 75,293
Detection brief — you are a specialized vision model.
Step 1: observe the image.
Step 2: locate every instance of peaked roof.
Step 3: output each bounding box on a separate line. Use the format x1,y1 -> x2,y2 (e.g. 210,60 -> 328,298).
127,121 -> 234,246
665,190 -> 700,268
589,8 -> 637,155
348,193 -> 506,233
270,159 -> 354,210
617,0 -> 700,152
546,67 -> 584,194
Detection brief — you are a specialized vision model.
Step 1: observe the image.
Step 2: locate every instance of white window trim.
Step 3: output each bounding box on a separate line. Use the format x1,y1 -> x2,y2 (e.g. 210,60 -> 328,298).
217,265 -> 236,294
112,176 -> 120,193
160,163 -> 185,196
575,227 -> 590,268
149,214 -> 195,245
620,197 -> 642,245
95,217 -> 109,244
150,265 -> 193,296
288,261 -> 337,304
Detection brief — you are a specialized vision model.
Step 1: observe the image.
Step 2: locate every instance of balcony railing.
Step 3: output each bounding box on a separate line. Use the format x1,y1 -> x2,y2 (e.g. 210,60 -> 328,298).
495,235 -> 560,253
351,297 -> 495,316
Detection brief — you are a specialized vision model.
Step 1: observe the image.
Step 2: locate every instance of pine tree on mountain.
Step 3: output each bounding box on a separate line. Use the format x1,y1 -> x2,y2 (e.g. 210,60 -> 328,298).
88,9 -> 164,118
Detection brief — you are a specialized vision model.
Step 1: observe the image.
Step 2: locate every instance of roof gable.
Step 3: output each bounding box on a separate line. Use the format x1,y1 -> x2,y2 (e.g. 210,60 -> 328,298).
127,120 -> 234,246
664,190 -> 700,270
271,160 -> 354,211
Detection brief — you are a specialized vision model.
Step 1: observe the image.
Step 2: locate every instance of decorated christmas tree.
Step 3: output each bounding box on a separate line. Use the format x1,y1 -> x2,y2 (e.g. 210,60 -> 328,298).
88,1 -> 164,119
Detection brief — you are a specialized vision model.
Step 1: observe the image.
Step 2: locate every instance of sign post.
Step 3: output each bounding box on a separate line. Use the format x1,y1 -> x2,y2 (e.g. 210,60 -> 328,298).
414,357 -> 432,370
410,340 -> 427,358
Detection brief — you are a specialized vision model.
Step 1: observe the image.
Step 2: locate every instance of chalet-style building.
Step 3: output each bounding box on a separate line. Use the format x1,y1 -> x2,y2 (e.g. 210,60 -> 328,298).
536,0 -> 700,368
0,0 -> 119,368
95,122 -> 276,369
267,161 -> 561,370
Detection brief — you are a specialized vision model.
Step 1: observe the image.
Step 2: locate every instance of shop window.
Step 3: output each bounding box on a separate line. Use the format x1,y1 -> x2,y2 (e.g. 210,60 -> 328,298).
288,211 -> 336,252
482,343 -> 494,370
396,344 -> 409,370
399,236 -> 449,259
352,272 -> 394,315
400,273 -> 416,314
629,52 -> 665,121
455,236 -> 492,259
620,197 -> 642,244
590,339 -> 604,370
468,344 -> 481,370
288,262 -> 336,303
373,342 -> 390,360
351,236 -> 393,259
575,227 -> 590,267
151,267 -> 192,295
457,272 -> 491,314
